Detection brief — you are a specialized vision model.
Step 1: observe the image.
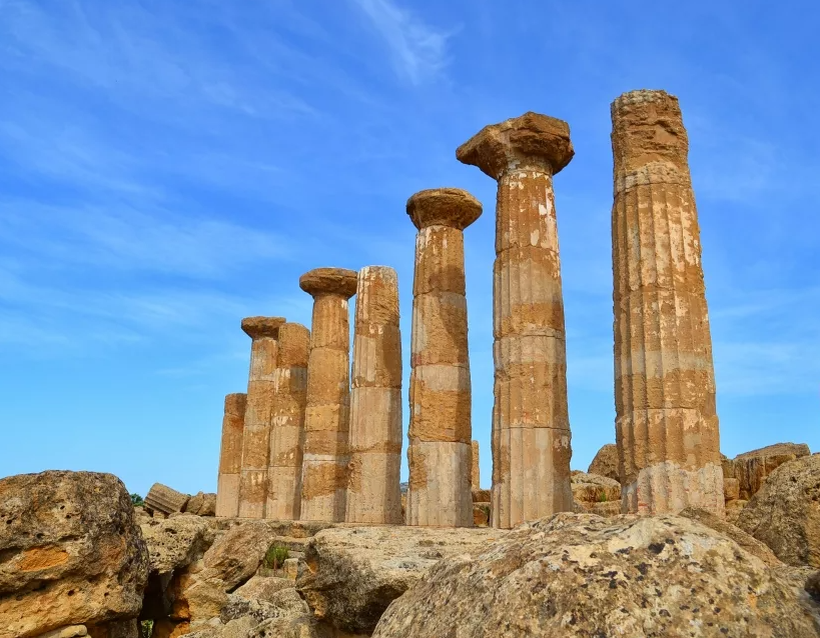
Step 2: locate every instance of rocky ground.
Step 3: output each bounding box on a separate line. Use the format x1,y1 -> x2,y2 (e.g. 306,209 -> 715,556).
2,443 -> 819,637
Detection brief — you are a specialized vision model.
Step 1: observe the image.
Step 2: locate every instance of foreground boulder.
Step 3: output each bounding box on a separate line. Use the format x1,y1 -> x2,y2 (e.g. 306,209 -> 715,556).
373,513 -> 820,638
587,443 -> 620,481
298,525 -> 504,635
724,442 -> 811,500
0,471 -> 149,638
737,453 -> 820,567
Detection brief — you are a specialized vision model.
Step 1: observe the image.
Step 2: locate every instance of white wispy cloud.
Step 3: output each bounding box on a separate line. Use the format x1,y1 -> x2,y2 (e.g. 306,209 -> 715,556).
350,0 -> 451,84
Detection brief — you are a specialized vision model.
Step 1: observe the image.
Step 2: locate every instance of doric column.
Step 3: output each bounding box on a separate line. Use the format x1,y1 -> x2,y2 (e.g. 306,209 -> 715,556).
471,440 -> 481,492
457,112 -> 575,528
238,316 -> 285,519
611,89 -> 724,515
405,188 -> 481,527
266,322 -> 310,520
345,266 -> 403,524
215,393 -> 247,517
299,268 -> 358,522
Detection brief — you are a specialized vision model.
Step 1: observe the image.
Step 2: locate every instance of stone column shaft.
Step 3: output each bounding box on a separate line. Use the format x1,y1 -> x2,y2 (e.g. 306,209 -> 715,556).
300,268 -> 358,522
216,393 -> 247,518
611,89 -> 723,515
406,188 -> 481,527
471,440 -> 481,492
266,322 -> 310,520
346,266 -> 403,524
457,112 -> 575,529
238,316 -> 285,519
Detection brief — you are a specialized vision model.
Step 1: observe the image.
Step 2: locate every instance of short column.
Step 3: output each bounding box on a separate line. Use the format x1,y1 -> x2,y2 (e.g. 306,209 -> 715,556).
471,440 -> 481,492
215,393 -> 247,518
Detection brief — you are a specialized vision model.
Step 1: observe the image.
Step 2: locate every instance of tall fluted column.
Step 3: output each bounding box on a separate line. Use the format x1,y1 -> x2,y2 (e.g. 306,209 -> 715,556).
457,112 -> 575,528
346,266 -> 403,524
405,188 -> 481,527
611,89 -> 724,515
216,393 -> 247,518
299,268 -> 358,522
266,322 -> 310,520
238,316 -> 285,519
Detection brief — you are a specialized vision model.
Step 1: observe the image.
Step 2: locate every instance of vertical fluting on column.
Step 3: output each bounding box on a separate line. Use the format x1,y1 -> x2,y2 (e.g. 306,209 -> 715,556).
299,268 -> 358,523
238,316 -> 286,519
216,393 -> 247,518
266,322 -> 310,520
611,90 -> 724,516
471,440 -> 481,492
457,112 -> 575,529
346,266 -> 403,524
405,188 -> 481,528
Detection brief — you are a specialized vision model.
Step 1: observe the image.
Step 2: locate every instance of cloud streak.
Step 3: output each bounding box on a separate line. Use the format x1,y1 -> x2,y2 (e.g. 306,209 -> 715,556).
350,0 -> 451,84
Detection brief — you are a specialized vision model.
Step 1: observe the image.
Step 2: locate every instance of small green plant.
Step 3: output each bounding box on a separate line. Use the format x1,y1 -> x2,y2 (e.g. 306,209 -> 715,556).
140,619 -> 154,638
263,543 -> 290,570
131,493 -> 145,506
596,490 -> 608,503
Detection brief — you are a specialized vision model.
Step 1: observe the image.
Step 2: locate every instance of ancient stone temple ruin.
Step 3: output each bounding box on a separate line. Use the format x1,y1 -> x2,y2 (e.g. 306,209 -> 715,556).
457,112 -> 575,528
405,188 -> 481,528
610,89 -> 724,515
216,89 -> 724,527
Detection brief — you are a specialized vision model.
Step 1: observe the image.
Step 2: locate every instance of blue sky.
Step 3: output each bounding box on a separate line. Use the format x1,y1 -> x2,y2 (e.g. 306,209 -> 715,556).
1,0 -> 818,497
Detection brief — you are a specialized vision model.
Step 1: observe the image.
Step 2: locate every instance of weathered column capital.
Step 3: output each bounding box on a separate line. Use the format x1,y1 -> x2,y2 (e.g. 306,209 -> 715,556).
610,90 -> 691,193
241,316 -> 286,340
406,188 -> 482,231
299,268 -> 358,299
456,112 -> 574,179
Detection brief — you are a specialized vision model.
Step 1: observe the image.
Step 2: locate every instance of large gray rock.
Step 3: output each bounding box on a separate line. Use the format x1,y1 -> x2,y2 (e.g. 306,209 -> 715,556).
737,454 -> 820,567
298,525 -> 504,635
373,513 -> 820,638
0,471 -> 149,638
